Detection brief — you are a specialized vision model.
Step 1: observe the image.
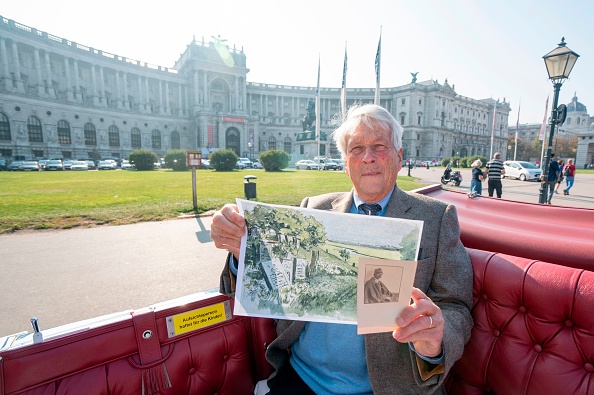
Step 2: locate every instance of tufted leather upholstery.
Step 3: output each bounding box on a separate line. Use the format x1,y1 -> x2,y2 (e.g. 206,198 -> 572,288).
445,248 -> 594,394
3,249 -> 592,395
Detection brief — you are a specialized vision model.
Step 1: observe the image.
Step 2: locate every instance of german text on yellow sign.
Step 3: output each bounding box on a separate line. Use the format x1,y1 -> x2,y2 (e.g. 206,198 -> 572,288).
166,300 -> 231,338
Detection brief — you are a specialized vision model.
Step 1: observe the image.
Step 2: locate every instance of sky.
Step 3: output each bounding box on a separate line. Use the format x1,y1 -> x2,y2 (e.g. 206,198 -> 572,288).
2,0 -> 593,124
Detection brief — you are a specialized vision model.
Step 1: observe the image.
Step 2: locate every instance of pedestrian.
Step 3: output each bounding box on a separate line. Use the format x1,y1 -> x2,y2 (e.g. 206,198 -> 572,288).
563,159 -> 576,195
211,103 -> 473,395
546,153 -> 560,204
554,159 -> 564,194
485,152 -> 505,198
469,159 -> 485,196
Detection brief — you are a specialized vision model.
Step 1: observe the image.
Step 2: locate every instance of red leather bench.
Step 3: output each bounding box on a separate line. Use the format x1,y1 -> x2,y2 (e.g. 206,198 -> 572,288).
2,187 -> 593,394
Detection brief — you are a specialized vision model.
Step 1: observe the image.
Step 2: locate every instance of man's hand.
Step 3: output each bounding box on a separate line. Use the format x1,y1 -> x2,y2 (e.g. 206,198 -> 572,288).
210,204 -> 246,258
392,288 -> 443,358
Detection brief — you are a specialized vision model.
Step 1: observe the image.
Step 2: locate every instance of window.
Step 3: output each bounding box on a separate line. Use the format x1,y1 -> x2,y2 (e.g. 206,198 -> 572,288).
151,129 -> 161,149
57,120 -> 71,144
401,98 -> 405,105
300,145 -> 304,154
400,114 -> 405,125
418,115 -> 421,125
0,148 -> 12,157
283,137 -> 291,153
417,133 -> 420,140
84,123 -> 96,146
268,136 -> 276,150
131,128 -> 141,148
0,113 -> 11,140
28,116 -> 43,142
418,99 -> 422,105
108,125 -> 120,147
32,149 -> 44,157
171,131 -> 180,149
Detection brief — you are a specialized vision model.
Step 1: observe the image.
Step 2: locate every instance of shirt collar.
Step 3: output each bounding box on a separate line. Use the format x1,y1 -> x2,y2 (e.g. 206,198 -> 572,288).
352,188 -> 394,216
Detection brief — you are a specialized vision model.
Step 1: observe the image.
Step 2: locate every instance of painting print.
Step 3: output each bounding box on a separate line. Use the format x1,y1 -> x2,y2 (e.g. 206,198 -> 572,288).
234,199 -> 423,324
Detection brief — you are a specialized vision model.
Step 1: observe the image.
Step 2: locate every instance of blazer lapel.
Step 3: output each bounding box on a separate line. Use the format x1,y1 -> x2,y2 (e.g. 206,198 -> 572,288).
331,190 -> 354,213
385,187 -> 414,219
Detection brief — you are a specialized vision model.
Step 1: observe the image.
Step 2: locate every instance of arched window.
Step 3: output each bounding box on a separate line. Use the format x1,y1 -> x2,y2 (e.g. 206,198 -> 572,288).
28,116 -> 43,142
268,136 -> 276,150
108,125 -> 120,147
0,113 -> 11,141
151,129 -> 161,149
84,123 -> 96,146
131,128 -> 141,148
283,137 -> 292,153
57,120 -> 71,144
171,131 -> 181,149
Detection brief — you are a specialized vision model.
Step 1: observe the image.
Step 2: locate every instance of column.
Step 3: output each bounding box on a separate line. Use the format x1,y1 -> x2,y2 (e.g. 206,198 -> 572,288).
11,41 -> 24,92
123,72 -> 129,109
260,95 -> 263,119
44,51 -> 55,98
137,75 -> 143,111
115,71 -> 121,108
234,76 -> 239,111
164,81 -> 170,114
99,66 -> 105,105
242,78 -> 247,113
144,77 -> 150,112
158,80 -> 164,114
73,60 -> 81,101
275,95 -> 280,123
64,57 -> 73,101
193,70 -> 199,112
91,65 -> 100,105
202,71 -> 208,108
34,48 -> 44,96
0,37 -> 10,90
178,84 -> 184,116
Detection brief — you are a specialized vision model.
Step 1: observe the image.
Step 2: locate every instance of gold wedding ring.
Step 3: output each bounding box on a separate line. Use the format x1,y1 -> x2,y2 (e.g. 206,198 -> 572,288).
428,316 -> 433,329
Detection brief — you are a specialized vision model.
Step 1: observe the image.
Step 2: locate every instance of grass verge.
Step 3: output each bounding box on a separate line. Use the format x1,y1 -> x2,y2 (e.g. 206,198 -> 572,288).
0,169 -> 423,234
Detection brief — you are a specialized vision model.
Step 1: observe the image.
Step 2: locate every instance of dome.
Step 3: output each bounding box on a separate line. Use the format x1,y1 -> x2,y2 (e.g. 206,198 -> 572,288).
567,92 -> 587,113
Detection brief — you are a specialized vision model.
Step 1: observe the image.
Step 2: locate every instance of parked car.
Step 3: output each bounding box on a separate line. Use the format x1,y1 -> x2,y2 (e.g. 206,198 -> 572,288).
236,160 -> 246,169
295,160 -> 321,170
121,160 -> 135,170
97,160 -> 117,170
0,159 -> 7,171
37,159 -> 49,170
238,157 -> 253,168
21,161 -> 40,171
252,160 -> 263,169
70,160 -> 89,171
334,159 -> 345,170
85,160 -> 97,170
7,160 -> 24,171
503,160 -> 542,181
45,160 -> 63,171
314,157 -> 338,170
200,159 -> 211,169
62,160 -> 74,170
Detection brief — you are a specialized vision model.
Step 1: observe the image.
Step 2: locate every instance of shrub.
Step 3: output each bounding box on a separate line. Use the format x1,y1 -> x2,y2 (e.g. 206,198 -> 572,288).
259,150 -> 290,171
128,149 -> 159,171
210,149 -> 238,171
467,155 -> 488,168
164,150 -> 188,171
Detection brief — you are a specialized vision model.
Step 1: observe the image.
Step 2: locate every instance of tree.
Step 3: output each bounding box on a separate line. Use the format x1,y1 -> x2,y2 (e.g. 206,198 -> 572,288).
339,249 -> 350,262
128,149 -> 158,171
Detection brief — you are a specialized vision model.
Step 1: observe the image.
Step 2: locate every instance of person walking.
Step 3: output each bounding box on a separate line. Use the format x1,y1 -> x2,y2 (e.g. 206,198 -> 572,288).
563,159 -> 576,195
546,153 -> 560,204
485,152 -> 505,198
469,159 -> 485,197
554,159 -> 564,194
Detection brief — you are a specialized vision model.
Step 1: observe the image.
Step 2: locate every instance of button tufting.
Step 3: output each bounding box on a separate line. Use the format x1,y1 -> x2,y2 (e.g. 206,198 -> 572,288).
518,306 -> 526,313
223,354 -> 230,362
188,367 -> 196,375
492,329 -> 500,337
585,363 -> 594,373
481,294 -> 488,301
533,344 -> 543,353
565,320 -> 574,328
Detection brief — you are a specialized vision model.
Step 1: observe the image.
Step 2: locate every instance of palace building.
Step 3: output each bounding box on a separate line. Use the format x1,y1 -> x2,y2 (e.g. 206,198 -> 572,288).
0,16 -> 510,163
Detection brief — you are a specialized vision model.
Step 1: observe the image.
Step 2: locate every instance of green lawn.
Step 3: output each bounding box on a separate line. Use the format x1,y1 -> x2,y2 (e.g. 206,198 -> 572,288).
0,169 -> 423,234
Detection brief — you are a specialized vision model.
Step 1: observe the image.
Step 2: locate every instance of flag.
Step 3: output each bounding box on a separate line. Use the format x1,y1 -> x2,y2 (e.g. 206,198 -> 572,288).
514,100 -> 520,161
315,56 -> 321,156
539,95 -> 549,141
341,43 -> 347,116
374,28 -> 382,105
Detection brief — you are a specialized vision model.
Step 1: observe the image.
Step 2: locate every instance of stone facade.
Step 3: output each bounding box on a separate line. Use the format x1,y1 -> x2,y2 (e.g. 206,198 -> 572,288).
0,16 -> 510,163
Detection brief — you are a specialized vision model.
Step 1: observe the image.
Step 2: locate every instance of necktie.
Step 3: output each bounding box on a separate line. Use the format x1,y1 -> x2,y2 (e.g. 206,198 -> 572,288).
359,203 -> 382,216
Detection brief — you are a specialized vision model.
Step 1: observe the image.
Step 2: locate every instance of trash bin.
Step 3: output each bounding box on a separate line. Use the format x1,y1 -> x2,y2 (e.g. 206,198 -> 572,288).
244,175 -> 257,199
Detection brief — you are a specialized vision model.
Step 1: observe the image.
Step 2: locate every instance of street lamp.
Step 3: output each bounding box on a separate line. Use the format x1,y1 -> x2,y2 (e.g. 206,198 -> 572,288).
538,38 -> 579,204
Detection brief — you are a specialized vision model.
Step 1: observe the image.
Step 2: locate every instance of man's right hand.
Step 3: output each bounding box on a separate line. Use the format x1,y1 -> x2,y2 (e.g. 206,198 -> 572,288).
210,204 -> 246,258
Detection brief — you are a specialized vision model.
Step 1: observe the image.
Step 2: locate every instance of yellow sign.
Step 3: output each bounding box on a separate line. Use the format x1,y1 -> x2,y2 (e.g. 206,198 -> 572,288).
166,300 -> 231,338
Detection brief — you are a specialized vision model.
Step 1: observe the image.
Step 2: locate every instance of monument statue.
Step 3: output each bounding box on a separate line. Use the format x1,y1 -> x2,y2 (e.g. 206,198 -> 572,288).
410,72 -> 419,83
302,99 -> 317,131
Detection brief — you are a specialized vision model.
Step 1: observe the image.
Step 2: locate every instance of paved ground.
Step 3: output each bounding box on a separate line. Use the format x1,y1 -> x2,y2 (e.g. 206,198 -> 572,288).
2,168 -> 593,337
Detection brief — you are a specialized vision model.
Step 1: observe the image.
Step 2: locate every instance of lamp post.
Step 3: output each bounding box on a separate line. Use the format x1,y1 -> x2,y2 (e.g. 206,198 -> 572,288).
538,38 -> 579,204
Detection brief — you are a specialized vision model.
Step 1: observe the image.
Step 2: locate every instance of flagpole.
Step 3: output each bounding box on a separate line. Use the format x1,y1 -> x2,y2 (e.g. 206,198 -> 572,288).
315,55 -> 321,158
489,100 -> 496,160
374,27 -> 382,105
539,95 -> 550,168
341,42 -> 347,117
514,99 -> 520,161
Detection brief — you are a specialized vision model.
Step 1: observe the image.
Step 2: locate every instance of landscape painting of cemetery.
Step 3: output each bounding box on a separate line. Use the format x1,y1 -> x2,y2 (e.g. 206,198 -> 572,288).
234,200 -> 423,324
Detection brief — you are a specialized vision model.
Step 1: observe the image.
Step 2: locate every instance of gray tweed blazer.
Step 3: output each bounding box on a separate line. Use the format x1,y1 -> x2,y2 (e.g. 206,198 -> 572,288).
220,186 -> 473,395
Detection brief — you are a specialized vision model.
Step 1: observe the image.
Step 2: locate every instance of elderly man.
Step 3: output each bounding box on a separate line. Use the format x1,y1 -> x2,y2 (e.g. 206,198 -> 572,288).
211,104 -> 473,395
364,267 -> 396,304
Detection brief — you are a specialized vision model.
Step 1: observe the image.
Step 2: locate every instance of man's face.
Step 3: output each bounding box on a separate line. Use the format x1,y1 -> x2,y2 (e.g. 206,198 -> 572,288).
345,123 -> 402,203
